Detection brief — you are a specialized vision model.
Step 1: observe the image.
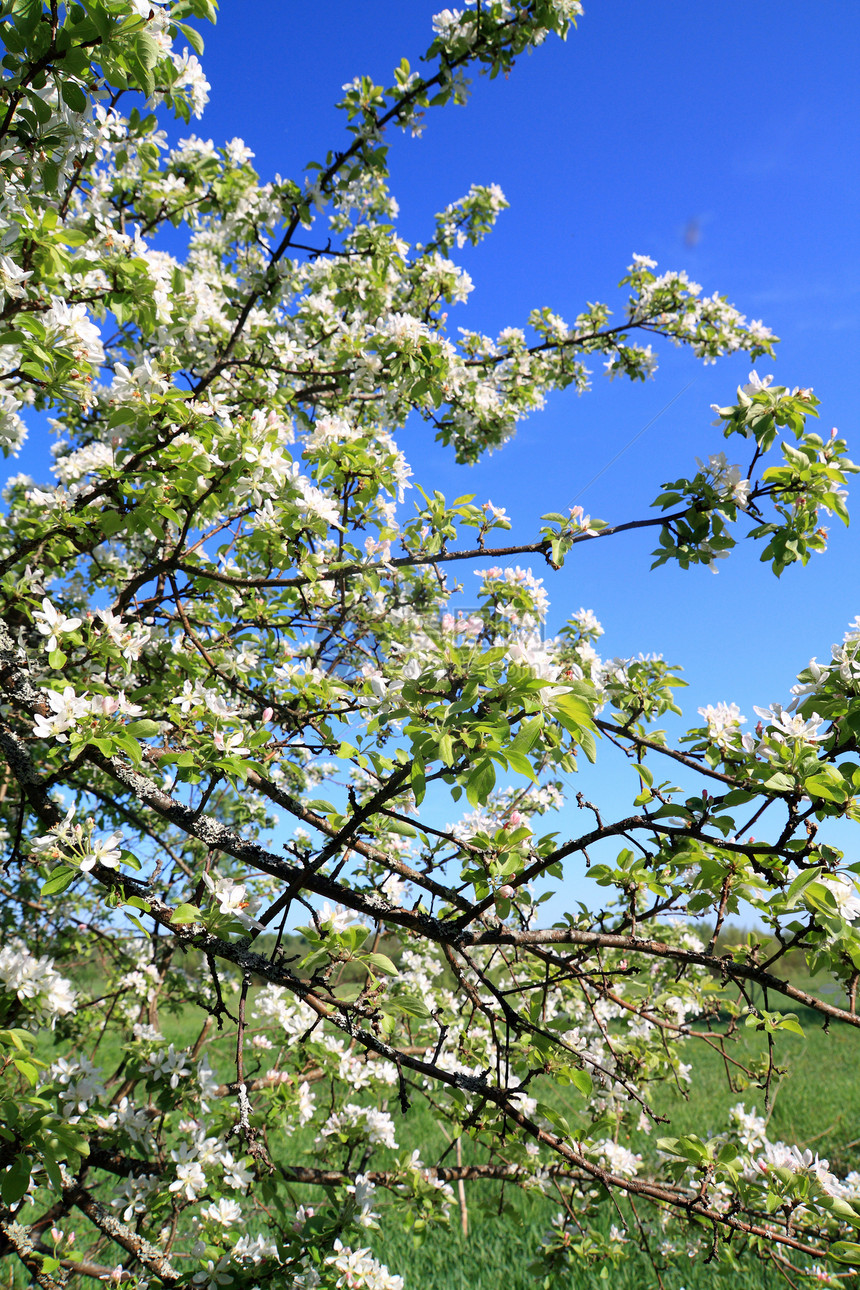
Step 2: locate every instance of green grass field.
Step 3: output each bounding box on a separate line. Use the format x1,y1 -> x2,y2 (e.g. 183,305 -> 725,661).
27,975 -> 860,1289
364,1008 -> 860,1289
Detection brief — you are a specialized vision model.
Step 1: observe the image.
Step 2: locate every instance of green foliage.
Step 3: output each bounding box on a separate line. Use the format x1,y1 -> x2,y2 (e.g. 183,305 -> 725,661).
0,1 -> 855,1288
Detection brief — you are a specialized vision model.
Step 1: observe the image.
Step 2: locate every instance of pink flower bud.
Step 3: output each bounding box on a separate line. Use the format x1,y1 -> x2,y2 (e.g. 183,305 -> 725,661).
262,707 -> 273,722
497,884 -> 516,900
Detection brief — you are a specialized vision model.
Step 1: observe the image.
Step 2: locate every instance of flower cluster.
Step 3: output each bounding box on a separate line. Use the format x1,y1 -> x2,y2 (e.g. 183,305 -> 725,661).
0,941 -> 77,1027
0,2 -> 853,1287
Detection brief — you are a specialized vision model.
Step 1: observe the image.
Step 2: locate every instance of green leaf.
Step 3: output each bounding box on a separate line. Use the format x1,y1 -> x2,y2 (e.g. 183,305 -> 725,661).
805,770 -> 849,803
40,866 -> 78,896
505,750 -> 537,782
171,19 -> 205,55
509,715 -> 544,755
762,771 -> 795,792
782,866 -> 821,910
537,1104 -> 570,1138
569,1066 -> 593,1097
28,91 -> 53,125
133,31 -> 161,69
803,880 -> 841,917
170,903 -> 201,925
363,952 -> 398,975
721,789 -> 754,806
98,510 -> 126,537
553,693 -> 595,726
465,758 -> 496,808
9,0 -> 42,36
382,993 -> 430,1019
12,1059 -> 39,1086
60,80 -> 88,113
1,1029 -> 31,1051
717,1142 -> 740,1166
80,0 -> 114,39
41,1150 -> 63,1195
0,1154 -> 31,1205
301,949 -> 331,973
125,719 -> 162,739
385,819 -> 416,838
124,913 -> 151,937
411,758 -> 426,805
823,1196 -> 860,1229
829,1241 -> 860,1265
777,1014 -> 805,1036
111,732 -> 145,764
657,1135 -> 709,1163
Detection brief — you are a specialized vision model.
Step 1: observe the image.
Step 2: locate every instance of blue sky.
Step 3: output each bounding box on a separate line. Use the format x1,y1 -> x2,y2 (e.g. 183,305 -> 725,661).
184,0 -> 859,722
13,2 -> 860,914
191,1 -> 860,910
